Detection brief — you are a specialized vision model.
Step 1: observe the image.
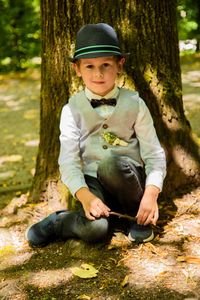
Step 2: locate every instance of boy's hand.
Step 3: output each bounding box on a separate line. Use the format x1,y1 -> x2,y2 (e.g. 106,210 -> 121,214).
82,197 -> 111,220
136,185 -> 160,226
75,187 -> 110,220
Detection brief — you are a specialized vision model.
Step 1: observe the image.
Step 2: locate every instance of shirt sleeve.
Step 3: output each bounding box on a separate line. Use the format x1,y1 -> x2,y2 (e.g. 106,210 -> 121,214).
134,98 -> 167,191
58,104 -> 88,196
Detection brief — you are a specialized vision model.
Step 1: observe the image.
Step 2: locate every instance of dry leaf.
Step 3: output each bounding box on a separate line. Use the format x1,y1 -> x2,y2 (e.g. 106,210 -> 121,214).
185,256 -> 200,264
77,295 -> 91,300
177,256 -> 200,264
177,256 -> 188,262
121,275 -> 129,287
71,263 -> 98,278
164,209 -> 176,216
182,269 -> 189,279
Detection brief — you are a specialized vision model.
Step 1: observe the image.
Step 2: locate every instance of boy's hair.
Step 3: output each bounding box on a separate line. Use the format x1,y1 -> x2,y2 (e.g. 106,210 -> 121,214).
69,23 -> 126,62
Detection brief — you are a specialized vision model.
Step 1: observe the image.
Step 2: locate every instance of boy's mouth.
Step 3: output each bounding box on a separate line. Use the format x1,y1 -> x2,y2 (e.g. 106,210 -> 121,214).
92,81 -> 105,84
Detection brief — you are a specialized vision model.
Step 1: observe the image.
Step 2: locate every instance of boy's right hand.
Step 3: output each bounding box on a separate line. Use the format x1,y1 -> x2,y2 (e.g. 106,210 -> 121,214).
75,187 -> 111,220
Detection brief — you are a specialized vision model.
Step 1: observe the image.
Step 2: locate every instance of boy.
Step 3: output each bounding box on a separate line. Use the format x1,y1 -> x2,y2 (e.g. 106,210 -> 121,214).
26,23 -> 166,247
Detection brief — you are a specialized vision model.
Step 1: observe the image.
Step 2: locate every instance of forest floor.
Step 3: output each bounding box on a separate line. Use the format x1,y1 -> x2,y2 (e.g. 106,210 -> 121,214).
0,53 -> 200,300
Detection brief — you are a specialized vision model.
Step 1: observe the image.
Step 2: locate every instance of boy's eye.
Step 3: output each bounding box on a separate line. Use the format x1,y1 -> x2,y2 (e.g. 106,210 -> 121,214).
103,63 -> 110,67
86,65 -> 93,69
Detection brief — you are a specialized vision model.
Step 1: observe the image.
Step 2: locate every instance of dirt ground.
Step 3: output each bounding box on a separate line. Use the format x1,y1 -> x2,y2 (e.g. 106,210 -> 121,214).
0,53 -> 200,299
0,186 -> 200,300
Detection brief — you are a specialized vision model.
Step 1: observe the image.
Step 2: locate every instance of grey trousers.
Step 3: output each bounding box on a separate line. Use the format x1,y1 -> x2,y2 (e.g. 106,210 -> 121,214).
59,155 -> 145,242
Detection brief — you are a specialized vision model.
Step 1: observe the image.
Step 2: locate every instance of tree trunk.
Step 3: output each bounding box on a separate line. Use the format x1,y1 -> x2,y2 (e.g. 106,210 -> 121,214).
30,0 -> 200,205
30,0 -> 84,205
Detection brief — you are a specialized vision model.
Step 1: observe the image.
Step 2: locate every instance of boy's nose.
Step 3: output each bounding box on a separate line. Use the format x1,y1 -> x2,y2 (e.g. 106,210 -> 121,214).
95,68 -> 103,78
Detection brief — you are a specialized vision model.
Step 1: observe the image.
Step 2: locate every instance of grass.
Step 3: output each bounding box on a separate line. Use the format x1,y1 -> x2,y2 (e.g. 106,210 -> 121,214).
181,52 -> 200,137
0,69 -> 40,208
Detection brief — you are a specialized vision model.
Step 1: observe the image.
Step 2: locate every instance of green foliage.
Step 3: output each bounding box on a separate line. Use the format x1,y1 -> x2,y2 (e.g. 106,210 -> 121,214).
0,0 -> 40,71
177,0 -> 200,41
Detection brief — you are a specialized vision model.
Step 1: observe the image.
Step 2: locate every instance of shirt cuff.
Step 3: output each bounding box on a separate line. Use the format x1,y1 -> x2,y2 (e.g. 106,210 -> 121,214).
145,170 -> 165,191
71,182 -> 89,197
60,174 -> 88,197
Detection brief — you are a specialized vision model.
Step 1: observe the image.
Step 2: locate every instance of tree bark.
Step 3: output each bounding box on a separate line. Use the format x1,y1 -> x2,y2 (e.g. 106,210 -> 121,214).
30,0 -> 200,204
30,0 -> 85,205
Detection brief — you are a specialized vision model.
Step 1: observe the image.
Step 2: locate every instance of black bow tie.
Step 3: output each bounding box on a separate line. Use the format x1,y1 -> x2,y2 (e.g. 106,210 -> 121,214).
90,98 -> 117,108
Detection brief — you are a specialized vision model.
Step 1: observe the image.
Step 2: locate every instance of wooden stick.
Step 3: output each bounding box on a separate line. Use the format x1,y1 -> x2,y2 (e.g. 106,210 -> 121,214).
110,211 -> 136,221
110,211 -> 158,227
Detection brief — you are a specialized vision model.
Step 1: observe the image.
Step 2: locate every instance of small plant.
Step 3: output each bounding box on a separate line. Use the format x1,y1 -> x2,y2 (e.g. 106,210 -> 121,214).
102,132 -> 128,146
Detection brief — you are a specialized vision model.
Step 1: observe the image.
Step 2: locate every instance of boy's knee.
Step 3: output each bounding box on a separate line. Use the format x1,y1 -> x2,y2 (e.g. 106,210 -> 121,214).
97,155 -> 119,179
97,155 -> 129,187
80,217 -> 109,242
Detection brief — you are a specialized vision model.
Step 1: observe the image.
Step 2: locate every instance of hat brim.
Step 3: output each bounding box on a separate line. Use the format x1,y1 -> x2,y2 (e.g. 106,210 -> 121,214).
68,51 -> 130,62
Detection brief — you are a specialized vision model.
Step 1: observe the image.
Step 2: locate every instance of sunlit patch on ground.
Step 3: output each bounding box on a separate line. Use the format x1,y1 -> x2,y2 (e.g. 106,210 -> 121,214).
126,256 -> 170,287
27,268 -> 73,288
0,154 -> 25,195
0,154 -> 23,165
0,224 -> 27,251
24,139 -> 39,147
184,240 -> 200,257
173,217 -> 200,237
182,67 -> 200,137
23,108 -> 38,120
0,279 -> 27,300
123,238 -> 200,296
0,170 -> 16,180
0,223 -> 33,272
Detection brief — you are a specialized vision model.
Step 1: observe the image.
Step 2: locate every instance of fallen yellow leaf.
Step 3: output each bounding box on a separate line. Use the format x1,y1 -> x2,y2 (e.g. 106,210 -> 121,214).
71,263 -> 98,279
177,256 -> 187,262
77,295 -> 91,300
121,275 -> 129,287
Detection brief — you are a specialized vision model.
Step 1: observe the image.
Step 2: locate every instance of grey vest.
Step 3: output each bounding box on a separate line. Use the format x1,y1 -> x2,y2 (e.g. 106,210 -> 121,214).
68,88 -> 144,176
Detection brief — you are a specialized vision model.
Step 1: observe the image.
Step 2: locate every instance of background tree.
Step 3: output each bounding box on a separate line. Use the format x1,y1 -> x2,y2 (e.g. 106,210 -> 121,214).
177,0 -> 200,51
0,0 -> 40,71
30,0 -> 200,205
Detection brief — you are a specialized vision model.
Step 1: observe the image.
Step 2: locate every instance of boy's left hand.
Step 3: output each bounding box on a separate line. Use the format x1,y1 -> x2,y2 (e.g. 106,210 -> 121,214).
136,185 -> 160,226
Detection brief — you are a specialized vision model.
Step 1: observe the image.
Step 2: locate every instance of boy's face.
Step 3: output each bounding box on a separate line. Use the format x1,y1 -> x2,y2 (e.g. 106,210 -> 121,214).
73,56 -> 125,96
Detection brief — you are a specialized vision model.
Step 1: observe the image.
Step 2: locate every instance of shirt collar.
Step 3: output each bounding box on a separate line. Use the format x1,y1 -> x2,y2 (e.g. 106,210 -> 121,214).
85,85 -> 119,101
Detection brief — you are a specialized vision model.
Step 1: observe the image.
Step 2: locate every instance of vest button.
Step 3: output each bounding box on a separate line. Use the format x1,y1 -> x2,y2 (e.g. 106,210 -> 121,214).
102,145 -> 108,149
103,124 -> 108,129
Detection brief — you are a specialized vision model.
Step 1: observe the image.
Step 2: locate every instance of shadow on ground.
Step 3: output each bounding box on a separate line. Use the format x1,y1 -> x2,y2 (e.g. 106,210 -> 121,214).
0,186 -> 200,299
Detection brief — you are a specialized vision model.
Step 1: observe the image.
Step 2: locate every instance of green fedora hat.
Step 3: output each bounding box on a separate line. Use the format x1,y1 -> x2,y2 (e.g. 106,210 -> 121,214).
70,23 -> 126,62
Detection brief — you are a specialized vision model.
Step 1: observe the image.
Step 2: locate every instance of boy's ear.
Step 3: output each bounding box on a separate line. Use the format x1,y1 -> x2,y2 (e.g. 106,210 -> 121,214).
117,57 -> 125,74
72,63 -> 82,77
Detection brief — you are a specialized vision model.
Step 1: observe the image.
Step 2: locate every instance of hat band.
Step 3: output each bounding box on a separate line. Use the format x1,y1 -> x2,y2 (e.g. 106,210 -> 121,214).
74,45 -> 121,59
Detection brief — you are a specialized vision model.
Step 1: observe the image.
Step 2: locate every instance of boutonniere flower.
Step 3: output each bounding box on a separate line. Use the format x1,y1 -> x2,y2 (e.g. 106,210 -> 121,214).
102,132 -> 128,147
